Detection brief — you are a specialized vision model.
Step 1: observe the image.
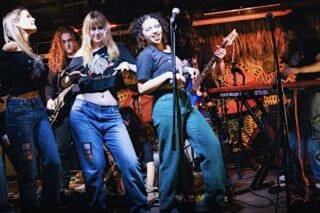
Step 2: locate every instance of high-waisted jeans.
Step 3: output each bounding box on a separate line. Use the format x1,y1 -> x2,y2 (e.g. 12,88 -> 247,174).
152,90 -> 226,213
70,99 -> 150,212
5,96 -> 61,211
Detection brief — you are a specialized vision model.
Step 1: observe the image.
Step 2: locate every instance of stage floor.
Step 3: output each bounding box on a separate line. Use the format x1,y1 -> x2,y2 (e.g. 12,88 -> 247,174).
6,162 -> 320,213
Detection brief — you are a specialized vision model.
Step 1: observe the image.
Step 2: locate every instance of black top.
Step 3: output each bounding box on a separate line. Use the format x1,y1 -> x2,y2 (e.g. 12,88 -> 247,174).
45,57 -> 72,101
45,57 -> 78,124
287,36 -> 320,81
136,45 -> 174,81
0,49 -> 46,96
66,45 -> 135,98
137,45 -> 193,102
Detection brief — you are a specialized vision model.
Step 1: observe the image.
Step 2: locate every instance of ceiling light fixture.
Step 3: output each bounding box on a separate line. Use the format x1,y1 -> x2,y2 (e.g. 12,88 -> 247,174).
192,3 -> 292,26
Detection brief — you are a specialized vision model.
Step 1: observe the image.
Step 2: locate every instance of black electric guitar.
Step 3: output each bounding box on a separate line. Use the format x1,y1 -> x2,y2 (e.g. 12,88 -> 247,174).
48,84 -> 75,125
188,29 -> 238,104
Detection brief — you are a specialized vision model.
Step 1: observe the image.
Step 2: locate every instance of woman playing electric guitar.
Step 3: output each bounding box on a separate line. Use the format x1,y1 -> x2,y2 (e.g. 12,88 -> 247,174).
45,26 -> 80,192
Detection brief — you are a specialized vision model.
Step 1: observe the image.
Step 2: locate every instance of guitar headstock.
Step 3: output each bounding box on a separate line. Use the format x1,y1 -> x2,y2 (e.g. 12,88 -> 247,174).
222,29 -> 238,47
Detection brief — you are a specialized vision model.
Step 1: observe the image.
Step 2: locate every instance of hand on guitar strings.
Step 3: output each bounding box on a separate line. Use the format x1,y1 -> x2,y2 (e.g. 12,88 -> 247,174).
67,70 -> 87,81
183,67 -> 199,79
180,59 -> 199,79
168,71 -> 186,88
214,45 -> 226,60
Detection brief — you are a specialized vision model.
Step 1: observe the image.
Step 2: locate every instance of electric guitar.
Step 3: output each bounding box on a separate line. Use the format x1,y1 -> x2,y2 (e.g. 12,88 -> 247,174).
188,29 -> 238,105
48,84 -> 75,125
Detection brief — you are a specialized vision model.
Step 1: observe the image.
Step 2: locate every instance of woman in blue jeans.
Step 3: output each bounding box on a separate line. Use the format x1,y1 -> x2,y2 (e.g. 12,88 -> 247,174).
129,13 -> 226,212
61,11 -> 150,212
45,26 -> 80,192
0,7 -> 61,212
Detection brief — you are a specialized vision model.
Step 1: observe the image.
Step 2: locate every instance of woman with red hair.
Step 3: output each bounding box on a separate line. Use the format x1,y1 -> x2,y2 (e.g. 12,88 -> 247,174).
45,26 -> 80,192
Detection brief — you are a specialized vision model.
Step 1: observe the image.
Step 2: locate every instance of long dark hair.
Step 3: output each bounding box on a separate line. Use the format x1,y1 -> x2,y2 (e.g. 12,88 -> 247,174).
281,12 -> 317,65
175,11 -> 196,60
129,12 -> 169,51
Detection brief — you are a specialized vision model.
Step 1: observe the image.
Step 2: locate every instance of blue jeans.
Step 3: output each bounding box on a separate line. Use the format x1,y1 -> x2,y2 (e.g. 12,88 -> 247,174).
308,92 -> 320,182
70,99 -> 150,212
152,91 -> 225,213
0,158 -> 14,213
5,97 -> 61,210
287,92 -> 320,183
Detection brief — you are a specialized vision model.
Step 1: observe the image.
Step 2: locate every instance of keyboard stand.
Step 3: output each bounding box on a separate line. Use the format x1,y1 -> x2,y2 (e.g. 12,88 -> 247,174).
235,95 -> 277,194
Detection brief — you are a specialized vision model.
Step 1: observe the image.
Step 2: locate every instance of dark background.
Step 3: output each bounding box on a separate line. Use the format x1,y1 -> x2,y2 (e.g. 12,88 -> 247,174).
0,0 -> 320,52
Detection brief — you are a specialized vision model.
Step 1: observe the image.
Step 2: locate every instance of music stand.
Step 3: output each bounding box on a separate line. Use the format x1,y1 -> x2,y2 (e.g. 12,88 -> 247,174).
231,58 -> 246,179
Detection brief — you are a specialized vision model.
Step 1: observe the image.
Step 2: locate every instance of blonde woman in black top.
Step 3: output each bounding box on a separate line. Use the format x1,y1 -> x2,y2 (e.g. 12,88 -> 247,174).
0,7 -> 61,212
62,11 -> 150,212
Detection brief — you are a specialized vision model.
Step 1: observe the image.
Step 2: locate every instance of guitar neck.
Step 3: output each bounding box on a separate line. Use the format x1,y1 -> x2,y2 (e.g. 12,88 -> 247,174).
192,56 -> 218,90
191,40 -> 228,92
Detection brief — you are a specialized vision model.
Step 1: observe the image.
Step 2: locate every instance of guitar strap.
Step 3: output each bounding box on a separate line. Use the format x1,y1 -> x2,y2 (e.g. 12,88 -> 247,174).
57,67 -> 68,93
57,72 -> 61,94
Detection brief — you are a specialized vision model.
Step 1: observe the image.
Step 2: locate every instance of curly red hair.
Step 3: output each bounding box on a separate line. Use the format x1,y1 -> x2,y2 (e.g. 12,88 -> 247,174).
48,26 -> 80,73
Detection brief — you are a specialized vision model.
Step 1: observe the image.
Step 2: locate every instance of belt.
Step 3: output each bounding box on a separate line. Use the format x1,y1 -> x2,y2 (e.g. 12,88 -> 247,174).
11,91 -> 40,99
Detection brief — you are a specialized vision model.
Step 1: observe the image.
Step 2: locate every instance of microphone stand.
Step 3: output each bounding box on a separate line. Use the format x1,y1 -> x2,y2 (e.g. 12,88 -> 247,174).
170,17 -> 188,203
170,17 -> 181,151
231,61 -> 246,179
267,13 -> 291,208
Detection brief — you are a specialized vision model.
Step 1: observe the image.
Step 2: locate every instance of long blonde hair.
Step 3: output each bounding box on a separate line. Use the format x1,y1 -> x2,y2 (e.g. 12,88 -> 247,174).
2,7 -> 37,59
81,10 -> 119,66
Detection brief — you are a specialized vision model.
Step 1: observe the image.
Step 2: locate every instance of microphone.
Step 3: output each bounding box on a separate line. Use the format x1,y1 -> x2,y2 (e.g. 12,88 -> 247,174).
170,7 -> 180,23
